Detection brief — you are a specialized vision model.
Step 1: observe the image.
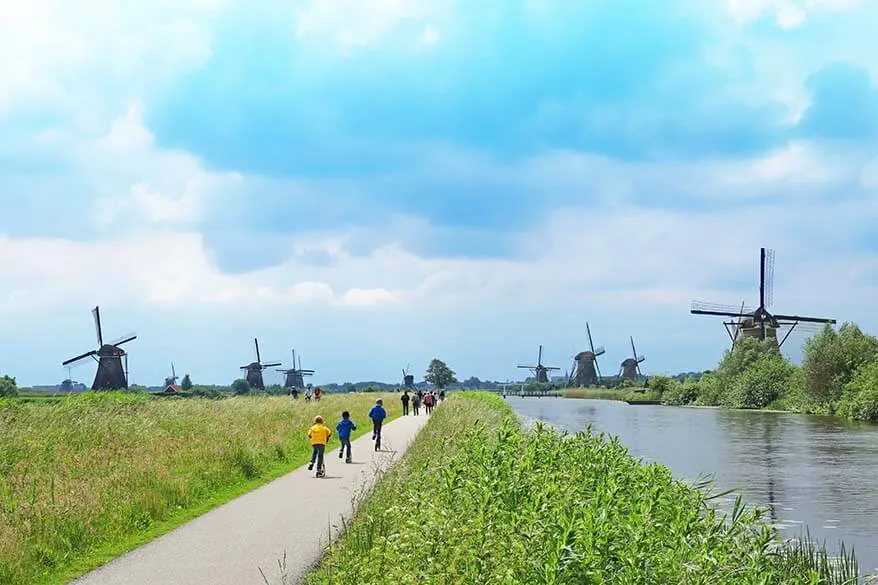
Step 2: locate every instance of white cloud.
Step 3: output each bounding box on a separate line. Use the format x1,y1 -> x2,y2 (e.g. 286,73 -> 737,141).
83,100 -> 241,228
0,0 -> 218,118
294,0 -> 448,48
725,0 -> 865,27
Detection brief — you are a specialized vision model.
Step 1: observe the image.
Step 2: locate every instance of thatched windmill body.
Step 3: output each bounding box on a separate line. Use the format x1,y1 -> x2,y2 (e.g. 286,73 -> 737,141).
518,345 -> 560,383
62,306 -> 137,390
619,336 -> 645,381
164,362 -> 179,388
278,349 -> 314,388
241,338 -> 281,390
571,322 -> 605,387
402,364 -> 415,389
690,248 -> 836,347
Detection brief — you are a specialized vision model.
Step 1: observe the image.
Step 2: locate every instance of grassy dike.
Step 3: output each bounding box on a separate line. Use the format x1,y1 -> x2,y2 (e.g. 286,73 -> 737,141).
0,392 -> 399,585
307,392 -> 860,584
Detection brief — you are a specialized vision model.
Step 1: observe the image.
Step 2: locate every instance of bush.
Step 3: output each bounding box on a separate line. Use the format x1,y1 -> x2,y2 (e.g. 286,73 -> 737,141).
837,362 -> 878,422
724,352 -> 796,409
231,378 -> 251,395
647,375 -> 674,397
0,375 -> 17,397
661,378 -> 700,406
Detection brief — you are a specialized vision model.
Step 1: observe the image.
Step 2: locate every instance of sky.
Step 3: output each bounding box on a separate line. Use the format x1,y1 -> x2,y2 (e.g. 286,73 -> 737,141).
1,0 -> 877,388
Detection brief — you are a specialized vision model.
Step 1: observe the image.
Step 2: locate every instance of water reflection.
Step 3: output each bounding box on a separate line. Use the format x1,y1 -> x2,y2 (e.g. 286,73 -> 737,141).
507,397 -> 878,574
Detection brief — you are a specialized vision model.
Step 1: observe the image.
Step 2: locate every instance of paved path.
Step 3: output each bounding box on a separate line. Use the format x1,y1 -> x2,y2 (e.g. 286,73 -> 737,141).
70,413 -> 430,585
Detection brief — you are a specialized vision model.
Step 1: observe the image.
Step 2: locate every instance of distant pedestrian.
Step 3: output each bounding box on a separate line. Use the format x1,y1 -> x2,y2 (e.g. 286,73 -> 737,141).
424,392 -> 434,414
401,391 -> 411,415
290,387 -> 299,400
369,399 -> 387,450
439,390 -> 445,402
336,411 -> 356,463
314,387 -> 322,401
307,416 -> 332,474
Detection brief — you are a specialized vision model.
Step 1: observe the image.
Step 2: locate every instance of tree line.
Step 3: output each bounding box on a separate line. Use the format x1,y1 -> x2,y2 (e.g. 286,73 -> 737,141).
651,322 -> 878,422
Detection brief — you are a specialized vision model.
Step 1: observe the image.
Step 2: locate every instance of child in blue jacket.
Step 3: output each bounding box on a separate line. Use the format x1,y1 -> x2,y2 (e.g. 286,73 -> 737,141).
369,399 -> 387,449
336,411 -> 357,463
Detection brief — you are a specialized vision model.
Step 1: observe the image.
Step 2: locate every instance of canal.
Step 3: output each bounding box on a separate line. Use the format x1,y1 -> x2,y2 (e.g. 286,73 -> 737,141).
506,396 -> 878,576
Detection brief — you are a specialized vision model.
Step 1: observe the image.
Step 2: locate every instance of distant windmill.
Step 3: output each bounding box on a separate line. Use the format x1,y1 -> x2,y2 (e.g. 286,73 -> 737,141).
277,349 -> 315,388
62,306 -> 137,391
619,336 -> 645,381
570,322 -> 606,387
164,362 -> 179,388
517,345 -> 560,383
402,364 -> 415,389
240,338 -> 282,391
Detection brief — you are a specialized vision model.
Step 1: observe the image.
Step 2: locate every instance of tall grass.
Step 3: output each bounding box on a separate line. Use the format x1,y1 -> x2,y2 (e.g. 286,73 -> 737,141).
0,392 -> 398,585
308,392 -> 863,584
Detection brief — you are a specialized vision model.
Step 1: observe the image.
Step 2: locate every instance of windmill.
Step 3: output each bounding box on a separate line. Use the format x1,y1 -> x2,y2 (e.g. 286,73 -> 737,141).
240,338 -> 282,391
62,306 -> 137,391
690,248 -> 836,348
571,322 -> 606,387
402,364 -> 415,389
277,349 -> 315,389
164,362 -> 179,388
517,345 -> 560,383
619,336 -> 645,381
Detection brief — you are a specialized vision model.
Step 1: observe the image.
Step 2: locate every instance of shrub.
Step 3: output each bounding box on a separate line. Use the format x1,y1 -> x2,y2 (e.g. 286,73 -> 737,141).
837,362 -> 878,422
0,375 -> 17,397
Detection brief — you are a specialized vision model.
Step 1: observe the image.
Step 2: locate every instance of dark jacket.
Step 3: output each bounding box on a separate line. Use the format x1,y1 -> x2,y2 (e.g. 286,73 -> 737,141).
336,418 -> 357,440
369,405 -> 387,421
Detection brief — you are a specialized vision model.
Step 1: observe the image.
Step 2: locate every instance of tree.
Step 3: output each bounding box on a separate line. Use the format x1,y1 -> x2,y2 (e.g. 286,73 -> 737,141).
181,374 -> 193,392
837,362 -> 878,422
802,322 -> 878,405
0,375 -> 17,398
425,359 -> 458,389
231,378 -> 251,395
462,376 -> 482,389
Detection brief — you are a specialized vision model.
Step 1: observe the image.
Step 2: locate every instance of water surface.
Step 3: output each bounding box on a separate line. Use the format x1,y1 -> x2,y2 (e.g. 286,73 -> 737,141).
507,396 -> 878,575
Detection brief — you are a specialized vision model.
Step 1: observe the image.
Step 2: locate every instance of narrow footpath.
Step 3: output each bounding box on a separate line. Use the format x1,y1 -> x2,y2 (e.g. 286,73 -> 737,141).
70,413 -> 429,585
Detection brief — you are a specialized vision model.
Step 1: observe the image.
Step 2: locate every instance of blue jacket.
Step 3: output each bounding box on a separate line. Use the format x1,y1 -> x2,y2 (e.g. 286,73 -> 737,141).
369,405 -> 387,421
336,418 -> 357,439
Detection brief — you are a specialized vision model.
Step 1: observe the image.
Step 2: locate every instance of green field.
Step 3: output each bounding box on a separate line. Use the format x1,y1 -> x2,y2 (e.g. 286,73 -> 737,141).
0,392 -> 399,585
306,392 -> 860,584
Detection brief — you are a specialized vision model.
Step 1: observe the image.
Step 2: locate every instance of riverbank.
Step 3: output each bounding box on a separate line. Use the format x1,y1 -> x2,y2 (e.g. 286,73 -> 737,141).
564,387 -> 661,403
306,392 -> 863,584
0,392 -> 400,585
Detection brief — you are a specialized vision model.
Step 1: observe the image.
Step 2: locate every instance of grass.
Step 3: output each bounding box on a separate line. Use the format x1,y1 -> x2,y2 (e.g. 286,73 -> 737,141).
564,387 -> 662,402
0,391 -> 399,585
306,391 -> 863,585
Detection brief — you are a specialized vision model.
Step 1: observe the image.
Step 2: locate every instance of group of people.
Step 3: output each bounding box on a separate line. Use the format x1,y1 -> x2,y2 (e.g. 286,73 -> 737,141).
306,398 -> 389,475
289,386 -> 322,401
399,389 -> 444,416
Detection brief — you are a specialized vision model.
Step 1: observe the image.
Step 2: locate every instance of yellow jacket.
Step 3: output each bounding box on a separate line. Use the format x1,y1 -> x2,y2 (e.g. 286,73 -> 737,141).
308,423 -> 331,445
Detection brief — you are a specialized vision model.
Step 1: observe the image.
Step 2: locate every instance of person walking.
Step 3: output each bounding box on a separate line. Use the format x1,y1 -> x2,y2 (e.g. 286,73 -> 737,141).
423,391 -> 434,414
369,399 -> 387,451
307,416 -> 331,475
336,410 -> 356,463
411,392 -> 421,416
401,391 -> 410,416
439,389 -> 445,402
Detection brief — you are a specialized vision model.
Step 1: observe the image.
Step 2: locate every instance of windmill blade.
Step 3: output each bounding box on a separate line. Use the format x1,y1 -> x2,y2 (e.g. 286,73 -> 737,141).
92,306 -> 103,346
171,362 -> 176,378
691,301 -> 756,315
262,361 -> 283,368
545,366 -> 561,371
298,355 -> 302,370
593,346 -> 606,356
638,354 -> 646,363
110,332 -> 137,346
63,350 -> 98,368
630,336 -> 638,360
772,313 -> 837,324
764,248 -> 775,308
300,369 -> 315,374
537,345 -> 543,367
595,356 -> 603,380
587,322 -> 596,354
254,338 -> 261,364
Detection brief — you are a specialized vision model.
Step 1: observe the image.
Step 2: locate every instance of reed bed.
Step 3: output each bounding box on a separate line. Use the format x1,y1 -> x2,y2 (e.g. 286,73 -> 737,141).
308,392 -> 862,584
0,392 -> 398,585
564,387 -> 662,402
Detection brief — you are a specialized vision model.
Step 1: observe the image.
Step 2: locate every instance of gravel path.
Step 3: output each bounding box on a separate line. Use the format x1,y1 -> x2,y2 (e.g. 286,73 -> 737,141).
70,413 -> 429,585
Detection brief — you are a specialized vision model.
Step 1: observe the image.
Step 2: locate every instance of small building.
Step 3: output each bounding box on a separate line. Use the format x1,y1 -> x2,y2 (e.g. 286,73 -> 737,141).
162,384 -> 183,394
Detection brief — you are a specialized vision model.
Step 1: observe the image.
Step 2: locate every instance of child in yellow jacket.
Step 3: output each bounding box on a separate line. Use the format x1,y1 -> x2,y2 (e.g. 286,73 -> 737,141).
307,416 -> 332,473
